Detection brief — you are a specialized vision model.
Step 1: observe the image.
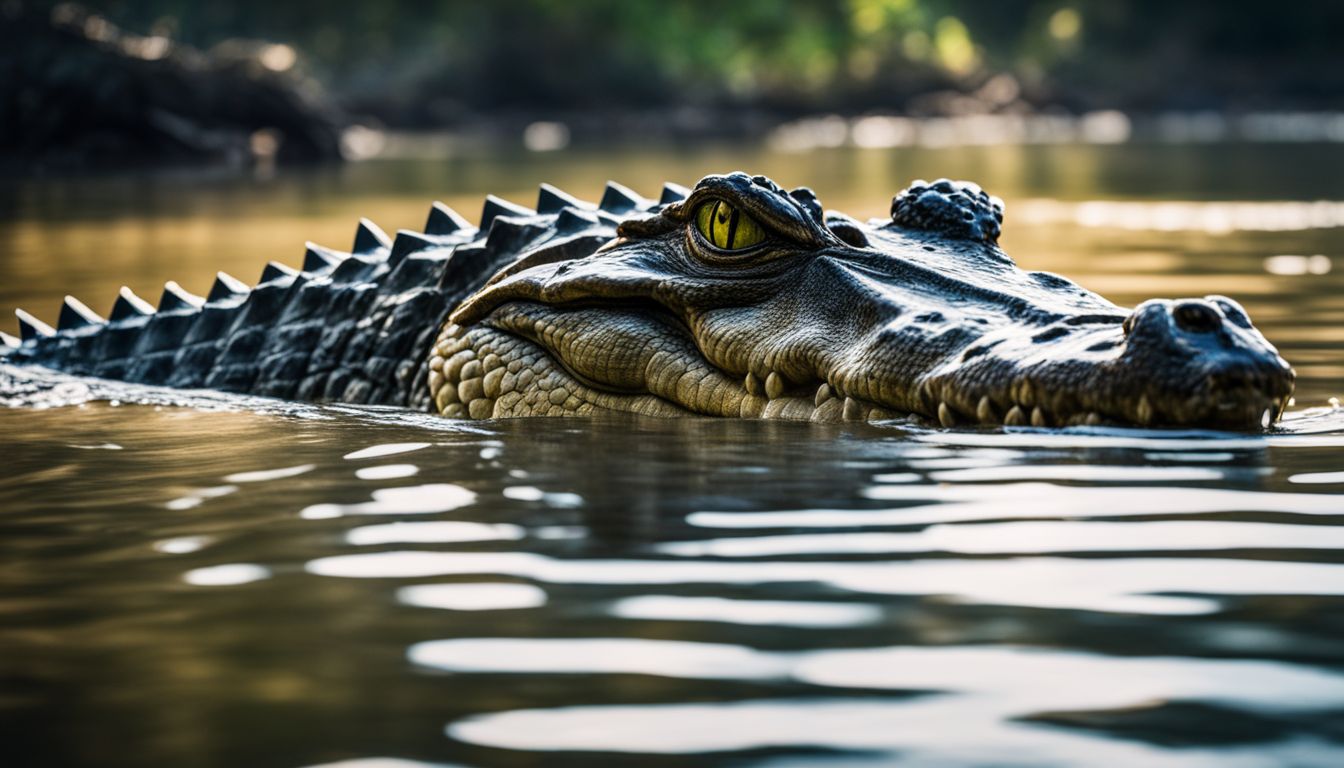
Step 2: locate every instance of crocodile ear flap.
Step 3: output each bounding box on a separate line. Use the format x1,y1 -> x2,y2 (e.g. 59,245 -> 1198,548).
824,212 -> 869,248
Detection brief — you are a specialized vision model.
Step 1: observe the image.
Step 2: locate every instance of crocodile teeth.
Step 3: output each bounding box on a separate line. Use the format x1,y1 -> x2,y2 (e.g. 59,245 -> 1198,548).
976,396 -> 997,424
1014,380 -> 1035,409
1004,405 -> 1027,426
812,397 -> 843,421
1085,412 -> 1102,426
1136,395 -> 1154,425
815,383 -> 834,406
843,396 -> 864,421
765,371 -> 786,400
938,401 -> 957,427
1031,406 -> 1048,427
744,371 -> 763,397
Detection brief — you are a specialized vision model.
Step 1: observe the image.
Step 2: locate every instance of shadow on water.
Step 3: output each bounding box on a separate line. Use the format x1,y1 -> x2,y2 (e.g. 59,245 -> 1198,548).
2,141 -> 1344,767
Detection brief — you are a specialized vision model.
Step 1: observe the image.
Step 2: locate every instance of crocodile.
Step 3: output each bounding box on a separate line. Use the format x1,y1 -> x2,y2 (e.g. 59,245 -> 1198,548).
0,172 -> 1295,429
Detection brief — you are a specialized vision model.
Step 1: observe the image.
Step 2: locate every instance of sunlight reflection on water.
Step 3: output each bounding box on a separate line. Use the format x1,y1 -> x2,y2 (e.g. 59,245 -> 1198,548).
3,141 -> 1344,767
445,646 -> 1344,765
304,550 -> 1344,615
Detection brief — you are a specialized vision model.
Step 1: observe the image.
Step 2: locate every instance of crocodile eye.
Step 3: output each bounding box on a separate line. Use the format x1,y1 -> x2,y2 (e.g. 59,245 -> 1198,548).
694,200 -> 766,251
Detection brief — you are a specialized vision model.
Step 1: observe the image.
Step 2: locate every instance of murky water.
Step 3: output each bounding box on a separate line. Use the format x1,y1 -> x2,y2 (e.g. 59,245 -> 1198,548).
2,143 -> 1344,767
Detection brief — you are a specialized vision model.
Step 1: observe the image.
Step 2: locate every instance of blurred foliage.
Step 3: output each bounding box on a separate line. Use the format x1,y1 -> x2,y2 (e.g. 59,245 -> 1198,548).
21,0 -> 1344,122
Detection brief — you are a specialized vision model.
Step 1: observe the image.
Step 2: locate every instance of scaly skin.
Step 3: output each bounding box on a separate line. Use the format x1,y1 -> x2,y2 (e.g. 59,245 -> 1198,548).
2,172 -> 1294,429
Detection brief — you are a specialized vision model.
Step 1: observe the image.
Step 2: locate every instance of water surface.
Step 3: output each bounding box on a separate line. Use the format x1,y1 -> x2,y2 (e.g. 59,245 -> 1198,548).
2,142 -> 1343,767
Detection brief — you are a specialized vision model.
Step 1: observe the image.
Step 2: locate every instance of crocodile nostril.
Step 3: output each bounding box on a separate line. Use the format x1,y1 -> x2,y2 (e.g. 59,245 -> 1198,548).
1172,301 -> 1222,334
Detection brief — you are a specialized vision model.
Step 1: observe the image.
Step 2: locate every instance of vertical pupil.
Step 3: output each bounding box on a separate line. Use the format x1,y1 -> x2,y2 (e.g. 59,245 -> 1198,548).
710,202 -> 740,249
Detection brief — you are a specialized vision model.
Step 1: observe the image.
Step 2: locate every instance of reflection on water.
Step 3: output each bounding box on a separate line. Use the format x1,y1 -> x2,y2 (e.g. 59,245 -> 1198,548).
2,142 -> 1344,767
2,402 -> 1343,767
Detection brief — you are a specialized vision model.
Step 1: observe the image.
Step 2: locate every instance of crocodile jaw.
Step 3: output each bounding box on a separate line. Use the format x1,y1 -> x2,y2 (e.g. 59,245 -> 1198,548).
435,173 -> 1294,429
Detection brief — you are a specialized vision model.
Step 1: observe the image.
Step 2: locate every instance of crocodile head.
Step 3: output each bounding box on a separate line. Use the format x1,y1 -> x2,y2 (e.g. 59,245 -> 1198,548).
436,172 -> 1294,429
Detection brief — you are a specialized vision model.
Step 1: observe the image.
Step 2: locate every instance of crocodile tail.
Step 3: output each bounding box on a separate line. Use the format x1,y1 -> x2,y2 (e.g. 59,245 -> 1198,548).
6,184 -> 647,408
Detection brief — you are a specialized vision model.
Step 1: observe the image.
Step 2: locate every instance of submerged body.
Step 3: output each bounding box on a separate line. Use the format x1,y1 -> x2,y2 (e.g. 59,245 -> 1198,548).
1,173 -> 1294,429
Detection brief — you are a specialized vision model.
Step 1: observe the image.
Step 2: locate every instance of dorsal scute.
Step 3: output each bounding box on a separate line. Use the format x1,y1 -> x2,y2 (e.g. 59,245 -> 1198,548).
555,207 -> 603,234
353,218 -> 391,254
388,229 -> 439,268
302,243 -> 346,274
158,281 -> 204,312
659,182 -> 690,206
110,286 -> 154,320
15,308 -> 56,341
259,261 -> 300,285
536,184 -> 592,214
889,178 -> 1005,243
598,181 -> 646,213
207,272 -> 250,302
426,201 -> 472,236
480,195 -> 535,231
58,296 -> 105,331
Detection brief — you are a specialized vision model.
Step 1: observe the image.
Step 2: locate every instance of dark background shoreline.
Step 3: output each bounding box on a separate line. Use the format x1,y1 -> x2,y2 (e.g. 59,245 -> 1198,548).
5,0 -> 1344,173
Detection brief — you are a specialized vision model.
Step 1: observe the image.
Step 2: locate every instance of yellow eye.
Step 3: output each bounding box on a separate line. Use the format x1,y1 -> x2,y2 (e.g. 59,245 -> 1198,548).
694,200 -> 766,251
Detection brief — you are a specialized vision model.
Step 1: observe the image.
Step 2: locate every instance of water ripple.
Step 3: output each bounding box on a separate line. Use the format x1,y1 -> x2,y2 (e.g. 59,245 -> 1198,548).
658,520 -> 1344,558
446,645 -> 1344,763
305,552 -> 1344,615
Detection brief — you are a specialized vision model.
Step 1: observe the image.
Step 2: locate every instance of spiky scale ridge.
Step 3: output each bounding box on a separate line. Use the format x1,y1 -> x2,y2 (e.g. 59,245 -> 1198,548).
555,207 -> 602,234
480,195 -> 535,230
660,182 -> 690,205
425,202 -> 472,236
303,244 -> 345,274
353,218 -> 391,254
58,296 -> 104,330
389,230 -> 437,268
259,261 -> 299,284
596,211 -> 626,228
157,282 -> 204,312
536,183 -> 590,214
110,286 -> 155,320
14,309 -> 55,342
15,309 -> 55,341
599,181 -> 645,213
206,272 -> 250,302
3,183 -> 621,411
